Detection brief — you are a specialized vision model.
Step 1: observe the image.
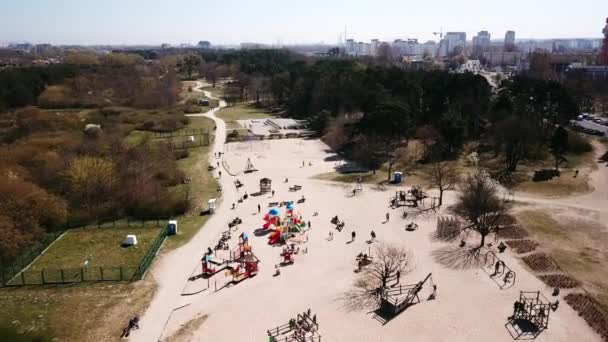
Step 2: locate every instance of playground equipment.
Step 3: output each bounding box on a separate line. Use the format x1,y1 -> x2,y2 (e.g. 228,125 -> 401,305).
330,215 -> 345,231
436,216 -> 461,241
289,184 -> 303,192
260,178 -> 272,193
405,222 -> 418,231
244,158 -> 258,173
228,217 -> 243,229
506,291 -> 552,339
390,186 -> 428,208
208,198 -> 217,214
263,203 -> 308,245
280,244 -> 299,264
235,179 -> 244,188
379,273 -> 435,316
482,251 -> 516,289
267,309 -> 321,342
201,254 -> 230,276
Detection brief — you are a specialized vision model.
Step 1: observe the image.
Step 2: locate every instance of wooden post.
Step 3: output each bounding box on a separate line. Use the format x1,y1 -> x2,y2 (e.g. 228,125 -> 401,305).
100,267 -> 104,281
41,269 -> 45,284
80,268 -> 84,282
60,269 -> 65,283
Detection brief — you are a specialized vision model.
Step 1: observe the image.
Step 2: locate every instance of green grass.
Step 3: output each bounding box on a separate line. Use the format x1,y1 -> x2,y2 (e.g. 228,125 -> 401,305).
217,103 -> 271,130
166,116 -> 220,249
516,210 -> 608,312
28,226 -> 161,271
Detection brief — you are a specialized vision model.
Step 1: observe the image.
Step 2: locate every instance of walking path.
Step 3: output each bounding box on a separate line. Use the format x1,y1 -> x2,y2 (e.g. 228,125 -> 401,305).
131,82 -> 239,342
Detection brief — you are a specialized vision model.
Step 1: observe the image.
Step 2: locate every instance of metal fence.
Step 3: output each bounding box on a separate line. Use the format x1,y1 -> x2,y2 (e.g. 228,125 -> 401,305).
0,218 -> 169,287
152,128 -> 209,139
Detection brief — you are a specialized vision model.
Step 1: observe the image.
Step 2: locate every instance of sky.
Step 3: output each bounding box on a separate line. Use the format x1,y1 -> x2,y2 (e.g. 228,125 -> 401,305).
1,0 -> 607,45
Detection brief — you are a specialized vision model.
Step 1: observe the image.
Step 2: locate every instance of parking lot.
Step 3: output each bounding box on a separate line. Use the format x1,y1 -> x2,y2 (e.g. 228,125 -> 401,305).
571,114 -> 608,137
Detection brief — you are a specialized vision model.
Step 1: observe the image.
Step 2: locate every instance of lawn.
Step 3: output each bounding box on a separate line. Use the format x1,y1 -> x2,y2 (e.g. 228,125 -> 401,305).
217,102 -> 271,130
28,226 -> 162,271
515,210 -> 608,312
166,115 -> 220,249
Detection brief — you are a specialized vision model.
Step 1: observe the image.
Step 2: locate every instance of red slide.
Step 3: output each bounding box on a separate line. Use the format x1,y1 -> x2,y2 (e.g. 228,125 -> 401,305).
268,230 -> 281,245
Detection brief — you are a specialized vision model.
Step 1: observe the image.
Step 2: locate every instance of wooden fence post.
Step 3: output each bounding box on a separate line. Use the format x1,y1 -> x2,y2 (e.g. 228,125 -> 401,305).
41,269 -> 45,284
100,267 -> 104,281
80,268 -> 84,282
60,269 -> 65,283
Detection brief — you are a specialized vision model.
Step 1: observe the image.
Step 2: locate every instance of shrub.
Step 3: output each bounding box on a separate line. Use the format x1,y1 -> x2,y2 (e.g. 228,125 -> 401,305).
567,132 -> 593,154
174,149 -> 190,160
533,169 -> 560,182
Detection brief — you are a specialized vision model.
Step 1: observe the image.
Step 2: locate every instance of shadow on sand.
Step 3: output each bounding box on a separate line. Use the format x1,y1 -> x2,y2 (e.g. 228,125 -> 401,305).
431,245 -> 483,270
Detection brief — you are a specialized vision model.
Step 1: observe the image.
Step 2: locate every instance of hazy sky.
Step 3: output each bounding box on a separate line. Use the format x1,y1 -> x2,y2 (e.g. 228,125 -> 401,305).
2,0 -> 607,45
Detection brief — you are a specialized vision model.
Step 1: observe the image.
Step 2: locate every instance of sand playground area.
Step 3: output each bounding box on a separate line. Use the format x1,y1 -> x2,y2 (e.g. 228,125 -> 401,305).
131,103 -> 605,342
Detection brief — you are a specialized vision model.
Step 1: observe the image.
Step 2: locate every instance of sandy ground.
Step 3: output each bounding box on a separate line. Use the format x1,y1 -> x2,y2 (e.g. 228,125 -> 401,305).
131,97 -> 605,342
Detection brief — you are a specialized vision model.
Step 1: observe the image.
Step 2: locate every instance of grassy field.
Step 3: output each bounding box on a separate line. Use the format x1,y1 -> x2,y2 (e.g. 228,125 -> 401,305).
0,278 -> 156,342
516,210 -> 608,311
27,226 -> 161,272
166,115 -> 219,249
217,102 -> 271,130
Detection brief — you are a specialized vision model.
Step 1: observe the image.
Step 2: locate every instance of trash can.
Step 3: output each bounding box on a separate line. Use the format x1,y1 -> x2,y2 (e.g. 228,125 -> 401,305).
208,198 -> 217,214
394,171 -> 403,184
167,220 -> 178,236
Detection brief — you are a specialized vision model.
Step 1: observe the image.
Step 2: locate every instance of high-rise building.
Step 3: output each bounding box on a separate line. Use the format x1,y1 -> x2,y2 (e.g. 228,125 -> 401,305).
443,32 -> 466,56
472,31 -> 491,56
505,31 -> 516,52
345,39 -> 355,55
197,41 -> 212,49
371,39 -> 380,56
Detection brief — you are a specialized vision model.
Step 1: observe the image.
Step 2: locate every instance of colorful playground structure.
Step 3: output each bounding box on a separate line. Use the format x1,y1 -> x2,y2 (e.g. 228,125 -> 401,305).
263,202 -> 309,245
199,238 -> 260,290
267,309 -> 321,342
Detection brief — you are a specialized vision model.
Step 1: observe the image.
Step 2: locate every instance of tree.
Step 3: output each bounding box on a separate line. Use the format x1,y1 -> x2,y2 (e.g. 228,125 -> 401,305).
65,156 -> 116,211
550,126 -> 569,171
493,116 -> 537,174
453,170 -> 510,248
357,101 -> 413,180
427,161 -> 459,206
342,243 -> 412,310
180,54 -> 203,79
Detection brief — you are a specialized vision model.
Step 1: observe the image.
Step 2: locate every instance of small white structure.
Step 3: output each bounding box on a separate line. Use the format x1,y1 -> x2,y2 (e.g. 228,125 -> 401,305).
167,220 -> 178,235
188,135 -> 195,143
123,234 -> 138,246
208,198 -> 217,214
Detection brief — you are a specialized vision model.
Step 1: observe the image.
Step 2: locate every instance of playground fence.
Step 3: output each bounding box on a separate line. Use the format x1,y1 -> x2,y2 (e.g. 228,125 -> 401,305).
152,128 -> 209,139
0,218 -> 169,287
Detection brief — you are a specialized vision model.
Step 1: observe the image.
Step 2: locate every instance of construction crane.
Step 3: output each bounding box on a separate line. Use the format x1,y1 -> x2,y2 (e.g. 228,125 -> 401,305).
433,27 -> 444,39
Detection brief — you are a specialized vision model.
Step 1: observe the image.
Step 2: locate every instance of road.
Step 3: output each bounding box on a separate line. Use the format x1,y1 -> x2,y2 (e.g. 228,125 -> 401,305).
131,81 -> 238,342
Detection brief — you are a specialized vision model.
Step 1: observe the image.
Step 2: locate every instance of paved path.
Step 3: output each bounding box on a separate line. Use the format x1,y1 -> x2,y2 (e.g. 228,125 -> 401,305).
131,82 -> 239,342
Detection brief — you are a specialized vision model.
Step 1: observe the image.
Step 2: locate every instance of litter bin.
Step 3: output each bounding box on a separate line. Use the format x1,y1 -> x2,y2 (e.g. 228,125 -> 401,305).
394,171 -> 403,184
167,220 -> 178,236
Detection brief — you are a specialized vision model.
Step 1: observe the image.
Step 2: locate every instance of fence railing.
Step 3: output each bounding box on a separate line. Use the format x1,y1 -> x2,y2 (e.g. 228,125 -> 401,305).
0,218 -> 169,287
152,128 -> 209,139
133,225 -> 168,280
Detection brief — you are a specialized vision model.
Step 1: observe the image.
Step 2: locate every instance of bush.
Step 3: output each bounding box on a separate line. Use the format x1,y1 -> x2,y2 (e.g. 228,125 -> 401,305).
567,132 -> 593,154
533,169 -> 560,182
174,149 -> 190,160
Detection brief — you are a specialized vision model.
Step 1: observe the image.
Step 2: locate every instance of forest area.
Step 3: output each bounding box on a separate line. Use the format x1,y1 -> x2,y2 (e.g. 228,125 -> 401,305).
0,52 -> 208,263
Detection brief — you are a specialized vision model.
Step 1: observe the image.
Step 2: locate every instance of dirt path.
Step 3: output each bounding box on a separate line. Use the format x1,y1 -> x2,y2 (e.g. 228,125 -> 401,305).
514,140 -> 608,222
130,82 -> 238,342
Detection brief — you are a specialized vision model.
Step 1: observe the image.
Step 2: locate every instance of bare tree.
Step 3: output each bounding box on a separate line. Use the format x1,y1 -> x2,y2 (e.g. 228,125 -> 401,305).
342,243 -> 413,310
453,170 -> 510,248
427,161 -> 459,207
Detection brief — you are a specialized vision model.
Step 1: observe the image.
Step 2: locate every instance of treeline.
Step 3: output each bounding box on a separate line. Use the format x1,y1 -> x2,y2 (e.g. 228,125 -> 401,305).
189,50 -> 585,177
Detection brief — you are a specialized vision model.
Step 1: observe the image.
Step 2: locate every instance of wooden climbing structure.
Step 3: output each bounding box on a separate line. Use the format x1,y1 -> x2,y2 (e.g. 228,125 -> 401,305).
267,309 -> 321,342
244,158 -> 258,173
379,273 -> 435,315
390,186 -> 428,208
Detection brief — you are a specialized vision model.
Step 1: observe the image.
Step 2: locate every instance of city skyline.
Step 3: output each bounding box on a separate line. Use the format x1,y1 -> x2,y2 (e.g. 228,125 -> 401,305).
1,0 -> 607,45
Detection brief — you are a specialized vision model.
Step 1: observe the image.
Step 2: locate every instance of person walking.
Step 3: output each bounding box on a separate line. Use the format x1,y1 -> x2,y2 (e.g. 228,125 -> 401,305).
370,230 -> 376,242
386,212 -> 390,222
351,231 -> 356,242
395,270 -> 401,286
272,190 -> 275,197
218,170 -> 222,178
257,204 -> 261,213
